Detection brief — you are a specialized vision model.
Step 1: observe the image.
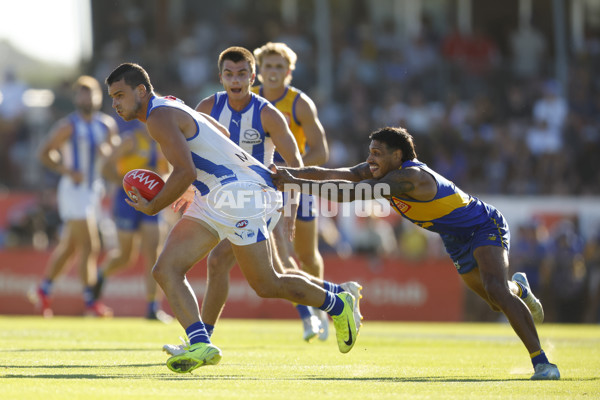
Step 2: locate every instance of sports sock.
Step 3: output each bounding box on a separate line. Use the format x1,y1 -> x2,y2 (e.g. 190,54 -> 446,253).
40,279 -> 53,296
323,281 -> 342,294
530,349 -> 549,367
83,286 -> 95,307
204,323 -> 215,337
186,321 -> 211,345
295,304 -> 313,319
147,301 -> 158,315
319,292 -> 345,316
514,281 -> 529,298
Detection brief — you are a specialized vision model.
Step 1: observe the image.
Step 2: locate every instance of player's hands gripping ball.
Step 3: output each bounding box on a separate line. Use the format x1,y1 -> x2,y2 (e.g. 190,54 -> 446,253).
123,169 -> 165,201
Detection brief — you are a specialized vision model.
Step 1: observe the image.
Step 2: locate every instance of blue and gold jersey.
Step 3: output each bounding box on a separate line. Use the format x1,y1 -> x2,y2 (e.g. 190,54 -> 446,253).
116,120 -> 167,177
389,159 -> 493,236
251,85 -> 305,154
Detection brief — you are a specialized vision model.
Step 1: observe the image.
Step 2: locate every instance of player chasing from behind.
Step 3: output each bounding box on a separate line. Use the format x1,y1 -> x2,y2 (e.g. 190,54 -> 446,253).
105,62 -> 362,374
271,126 -> 559,380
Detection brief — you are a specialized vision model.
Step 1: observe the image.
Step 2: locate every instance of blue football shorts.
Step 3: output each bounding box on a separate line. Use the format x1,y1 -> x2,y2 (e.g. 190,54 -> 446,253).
113,187 -> 159,231
440,207 -> 510,275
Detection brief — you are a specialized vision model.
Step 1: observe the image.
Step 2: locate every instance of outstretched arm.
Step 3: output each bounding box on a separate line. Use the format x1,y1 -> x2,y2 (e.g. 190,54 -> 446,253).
281,162 -> 372,182
272,165 -> 435,203
271,163 -> 385,202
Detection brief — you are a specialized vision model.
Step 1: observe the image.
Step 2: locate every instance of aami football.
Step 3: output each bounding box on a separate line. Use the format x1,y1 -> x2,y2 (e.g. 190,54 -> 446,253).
122,169 -> 165,201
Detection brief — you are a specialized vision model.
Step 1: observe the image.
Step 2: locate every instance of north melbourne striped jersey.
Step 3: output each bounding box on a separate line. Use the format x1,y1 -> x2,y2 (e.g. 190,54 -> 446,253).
61,111 -> 112,187
208,91 -> 275,166
145,95 -> 274,196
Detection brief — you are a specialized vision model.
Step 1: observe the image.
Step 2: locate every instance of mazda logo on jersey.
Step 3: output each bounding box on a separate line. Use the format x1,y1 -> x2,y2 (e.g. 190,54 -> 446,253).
236,220 -> 249,228
242,129 -> 262,144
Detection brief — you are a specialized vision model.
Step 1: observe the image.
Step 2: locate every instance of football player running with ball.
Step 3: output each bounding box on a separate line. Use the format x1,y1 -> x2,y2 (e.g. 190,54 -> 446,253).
105,63 -> 362,374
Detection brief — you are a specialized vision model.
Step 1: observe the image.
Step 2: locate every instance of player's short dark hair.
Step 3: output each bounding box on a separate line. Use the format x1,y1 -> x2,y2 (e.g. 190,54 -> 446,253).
369,127 -> 417,162
105,63 -> 154,93
218,46 -> 255,74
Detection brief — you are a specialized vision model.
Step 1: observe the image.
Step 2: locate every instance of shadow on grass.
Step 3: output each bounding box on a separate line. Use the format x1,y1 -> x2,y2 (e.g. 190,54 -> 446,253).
4,363 -> 164,369
2,348 -> 152,352
1,371 -> 597,383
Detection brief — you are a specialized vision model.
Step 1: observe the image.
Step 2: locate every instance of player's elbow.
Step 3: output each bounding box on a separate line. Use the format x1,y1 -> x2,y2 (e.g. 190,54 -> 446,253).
184,172 -> 197,187
179,165 -> 197,185
284,153 -> 304,168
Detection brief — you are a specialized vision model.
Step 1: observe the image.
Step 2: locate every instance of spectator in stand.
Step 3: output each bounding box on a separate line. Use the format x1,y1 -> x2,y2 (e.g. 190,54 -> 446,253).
526,80 -> 568,193
509,23 -> 547,80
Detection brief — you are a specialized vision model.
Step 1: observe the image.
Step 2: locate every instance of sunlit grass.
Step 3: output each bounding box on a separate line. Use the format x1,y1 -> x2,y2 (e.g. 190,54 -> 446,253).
0,317 -> 598,399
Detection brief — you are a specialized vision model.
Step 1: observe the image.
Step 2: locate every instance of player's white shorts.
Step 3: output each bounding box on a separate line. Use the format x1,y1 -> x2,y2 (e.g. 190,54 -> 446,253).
57,177 -> 104,221
184,180 -> 283,246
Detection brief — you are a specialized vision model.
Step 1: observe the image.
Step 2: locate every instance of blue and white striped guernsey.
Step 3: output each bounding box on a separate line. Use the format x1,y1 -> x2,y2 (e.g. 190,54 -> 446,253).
62,112 -> 110,187
209,91 -> 275,166
146,95 -> 275,196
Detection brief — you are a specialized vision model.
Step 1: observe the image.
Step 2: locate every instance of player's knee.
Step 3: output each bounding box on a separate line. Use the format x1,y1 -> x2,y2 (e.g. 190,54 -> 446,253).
483,279 -> 510,309
151,262 -> 171,284
251,284 -> 276,298
298,252 -> 319,268
247,278 -> 279,298
207,255 -> 231,276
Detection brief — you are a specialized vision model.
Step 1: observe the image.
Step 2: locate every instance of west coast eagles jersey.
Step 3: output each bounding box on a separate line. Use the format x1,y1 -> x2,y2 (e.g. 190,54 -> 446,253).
146,95 -> 274,196
116,120 -> 168,176
389,159 -> 496,236
252,85 -> 306,158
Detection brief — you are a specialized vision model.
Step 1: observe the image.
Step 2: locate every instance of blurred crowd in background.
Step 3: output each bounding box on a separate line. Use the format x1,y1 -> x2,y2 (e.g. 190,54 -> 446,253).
1,0 -> 599,322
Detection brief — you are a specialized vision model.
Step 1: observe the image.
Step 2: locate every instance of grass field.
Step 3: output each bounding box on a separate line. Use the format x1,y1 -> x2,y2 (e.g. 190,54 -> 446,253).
0,317 -> 598,399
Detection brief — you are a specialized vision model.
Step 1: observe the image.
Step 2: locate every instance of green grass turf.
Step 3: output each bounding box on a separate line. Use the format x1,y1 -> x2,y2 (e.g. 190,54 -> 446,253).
0,317 -> 598,399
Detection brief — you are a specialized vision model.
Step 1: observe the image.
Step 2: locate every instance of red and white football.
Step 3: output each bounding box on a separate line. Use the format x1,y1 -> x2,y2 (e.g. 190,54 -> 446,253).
123,169 -> 165,201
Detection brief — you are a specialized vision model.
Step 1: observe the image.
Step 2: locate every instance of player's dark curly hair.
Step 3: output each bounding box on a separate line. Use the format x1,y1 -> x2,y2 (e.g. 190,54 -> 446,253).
369,127 -> 417,162
105,63 -> 154,93
218,46 -> 256,74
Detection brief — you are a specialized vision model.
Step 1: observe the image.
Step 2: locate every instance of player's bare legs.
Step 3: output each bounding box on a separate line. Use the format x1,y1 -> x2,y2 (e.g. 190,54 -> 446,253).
152,217 -> 219,328
230,239 -> 328,307
100,231 -> 138,278
294,218 -> 324,279
272,222 -> 300,271
463,245 -> 559,379
78,217 -> 101,288
231,237 -> 361,353
201,234 -> 331,328
201,240 -> 237,327
279,217 -> 329,340
462,246 -> 540,353
44,221 -> 81,281
155,217 -> 223,373
139,222 -> 163,304
32,218 -> 105,316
